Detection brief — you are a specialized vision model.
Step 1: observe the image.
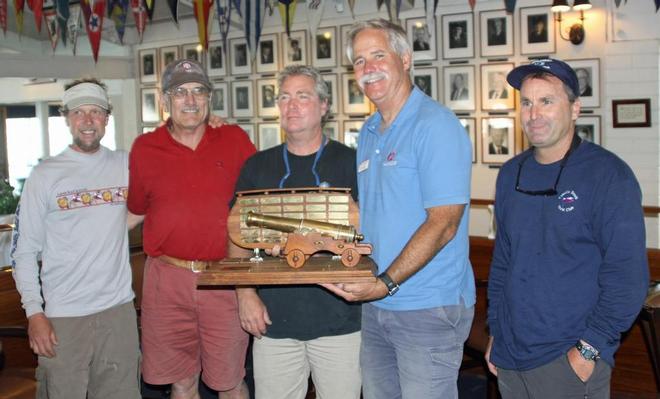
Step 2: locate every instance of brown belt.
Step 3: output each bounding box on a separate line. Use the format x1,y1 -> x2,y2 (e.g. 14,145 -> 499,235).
157,255 -> 220,273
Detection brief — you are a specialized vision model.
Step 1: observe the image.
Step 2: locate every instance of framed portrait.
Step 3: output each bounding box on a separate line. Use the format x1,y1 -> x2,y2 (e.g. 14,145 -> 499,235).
343,120 -> 363,149
323,120 -> 340,142
159,46 -> 179,76
340,24 -> 353,67
322,74 -> 339,115
413,67 -> 437,100
481,63 -> 515,111
142,125 -> 157,134
566,59 -> 600,108
406,17 -> 437,62
342,73 -> 370,115
238,123 -> 256,146
482,117 -> 515,164
256,34 -> 279,74
575,115 -> 601,145
231,81 -> 254,118
312,27 -> 337,68
141,88 -> 160,123
281,30 -> 308,67
459,118 -> 477,163
258,123 -> 282,151
139,49 -> 158,84
442,13 -> 474,60
520,7 -> 555,55
443,65 -> 476,111
612,99 -> 651,128
182,43 -> 203,65
207,41 -> 226,77
211,82 -> 229,118
479,10 -> 514,58
230,37 -> 252,75
257,78 -> 278,118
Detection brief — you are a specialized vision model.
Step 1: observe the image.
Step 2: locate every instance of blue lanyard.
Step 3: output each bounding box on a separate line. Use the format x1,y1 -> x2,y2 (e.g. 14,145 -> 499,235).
278,137 -> 327,189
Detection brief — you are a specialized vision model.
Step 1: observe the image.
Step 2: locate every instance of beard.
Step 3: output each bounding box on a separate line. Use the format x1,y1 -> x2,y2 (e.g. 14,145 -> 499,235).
73,136 -> 102,153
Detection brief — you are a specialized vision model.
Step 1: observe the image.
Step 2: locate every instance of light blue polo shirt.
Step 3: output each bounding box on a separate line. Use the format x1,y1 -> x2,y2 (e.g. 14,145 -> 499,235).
357,87 -> 475,310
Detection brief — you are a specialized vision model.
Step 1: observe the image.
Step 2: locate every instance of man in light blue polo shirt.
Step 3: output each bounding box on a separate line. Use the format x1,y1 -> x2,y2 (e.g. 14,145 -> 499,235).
323,19 -> 475,399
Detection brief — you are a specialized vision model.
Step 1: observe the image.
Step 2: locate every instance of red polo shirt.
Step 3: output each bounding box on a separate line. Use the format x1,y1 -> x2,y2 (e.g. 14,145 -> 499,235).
128,124 -> 256,260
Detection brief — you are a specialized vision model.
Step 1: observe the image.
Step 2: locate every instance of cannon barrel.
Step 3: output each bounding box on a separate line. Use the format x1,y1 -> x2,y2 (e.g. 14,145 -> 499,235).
245,211 -> 364,243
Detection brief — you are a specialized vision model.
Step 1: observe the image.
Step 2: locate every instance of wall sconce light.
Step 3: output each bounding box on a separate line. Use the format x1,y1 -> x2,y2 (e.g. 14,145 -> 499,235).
551,0 -> 592,45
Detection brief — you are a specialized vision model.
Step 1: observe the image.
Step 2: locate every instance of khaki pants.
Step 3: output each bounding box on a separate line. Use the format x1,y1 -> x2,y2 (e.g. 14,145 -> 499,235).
36,302 -> 141,399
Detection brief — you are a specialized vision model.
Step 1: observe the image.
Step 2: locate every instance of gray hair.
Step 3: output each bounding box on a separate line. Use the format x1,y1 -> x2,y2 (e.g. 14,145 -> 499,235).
277,64 -> 331,125
345,19 -> 412,66
521,72 -> 578,103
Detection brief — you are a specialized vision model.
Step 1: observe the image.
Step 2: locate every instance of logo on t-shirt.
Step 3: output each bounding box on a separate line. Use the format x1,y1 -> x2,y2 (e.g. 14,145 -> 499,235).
558,190 -> 578,212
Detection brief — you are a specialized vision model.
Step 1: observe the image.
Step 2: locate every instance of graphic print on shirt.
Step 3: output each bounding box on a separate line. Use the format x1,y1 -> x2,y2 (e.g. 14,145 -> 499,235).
56,186 -> 128,210
557,190 -> 578,212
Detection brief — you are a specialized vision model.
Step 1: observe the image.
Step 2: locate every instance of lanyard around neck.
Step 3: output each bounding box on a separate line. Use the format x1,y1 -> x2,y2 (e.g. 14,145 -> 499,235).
278,137 -> 327,189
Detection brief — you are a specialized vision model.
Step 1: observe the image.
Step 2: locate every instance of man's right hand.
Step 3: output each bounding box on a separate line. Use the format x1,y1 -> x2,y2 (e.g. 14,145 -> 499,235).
236,288 -> 271,339
485,336 -> 498,376
27,313 -> 58,358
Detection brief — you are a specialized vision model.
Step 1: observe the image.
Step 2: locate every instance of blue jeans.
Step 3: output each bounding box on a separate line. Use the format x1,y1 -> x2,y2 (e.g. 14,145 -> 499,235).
360,301 -> 474,399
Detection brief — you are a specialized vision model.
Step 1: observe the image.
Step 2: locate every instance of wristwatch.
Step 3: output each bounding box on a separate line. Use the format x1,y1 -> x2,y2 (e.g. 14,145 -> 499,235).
575,340 -> 600,361
377,272 -> 400,296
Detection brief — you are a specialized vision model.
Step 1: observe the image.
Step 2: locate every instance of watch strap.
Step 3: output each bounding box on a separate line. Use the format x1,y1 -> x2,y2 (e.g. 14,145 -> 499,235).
575,340 -> 600,361
377,272 -> 400,296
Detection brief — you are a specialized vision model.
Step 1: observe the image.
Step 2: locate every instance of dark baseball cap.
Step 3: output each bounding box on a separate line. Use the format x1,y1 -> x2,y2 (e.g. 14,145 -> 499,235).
161,59 -> 212,92
507,58 -> 579,97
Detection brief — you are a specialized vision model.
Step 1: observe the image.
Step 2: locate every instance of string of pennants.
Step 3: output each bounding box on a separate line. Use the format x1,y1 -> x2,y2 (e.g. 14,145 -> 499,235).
0,0 -> 658,63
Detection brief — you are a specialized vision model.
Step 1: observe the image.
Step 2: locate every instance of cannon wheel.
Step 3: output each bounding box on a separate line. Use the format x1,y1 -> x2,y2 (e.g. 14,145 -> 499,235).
286,249 -> 307,269
340,248 -> 360,267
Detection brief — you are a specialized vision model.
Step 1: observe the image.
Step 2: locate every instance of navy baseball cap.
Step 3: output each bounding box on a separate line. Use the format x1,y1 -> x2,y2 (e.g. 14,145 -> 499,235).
507,58 -> 579,97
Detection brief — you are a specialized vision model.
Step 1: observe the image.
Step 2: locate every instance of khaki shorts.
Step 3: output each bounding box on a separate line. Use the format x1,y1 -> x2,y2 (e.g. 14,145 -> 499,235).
36,301 -> 141,399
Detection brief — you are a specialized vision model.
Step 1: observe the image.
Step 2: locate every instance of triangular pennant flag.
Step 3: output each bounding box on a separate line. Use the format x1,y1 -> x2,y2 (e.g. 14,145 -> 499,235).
238,0 -> 265,62
347,0 -> 355,18
656,0 -> 660,12
231,0 -> 240,17
56,0 -> 70,46
192,0 -> 212,50
306,0 -> 323,39
81,0 -> 105,63
504,0 -> 516,14
215,0 -> 230,54
278,0 -> 296,37
44,7 -> 59,50
144,0 -> 154,20
108,0 -> 128,44
67,4 -> 81,53
166,0 -> 177,23
27,0 -> 43,32
130,0 -> 147,41
468,0 -> 475,10
423,0 -> 439,39
13,0 -> 25,36
0,0 -> 7,35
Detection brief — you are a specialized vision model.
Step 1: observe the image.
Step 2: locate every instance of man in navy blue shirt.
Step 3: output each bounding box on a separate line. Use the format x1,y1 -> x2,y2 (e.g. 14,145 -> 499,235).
486,58 -> 649,398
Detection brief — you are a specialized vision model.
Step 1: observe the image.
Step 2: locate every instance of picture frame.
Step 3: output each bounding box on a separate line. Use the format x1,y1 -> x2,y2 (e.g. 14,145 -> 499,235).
342,73 -> 370,115
159,46 -> 179,76
343,120 -> 363,149
413,67 -> 438,100
256,33 -> 279,74
230,37 -> 252,75
257,78 -> 278,118
459,118 -> 477,163
566,59 -> 600,108
406,17 -> 437,62
481,63 -> 515,111
479,10 -> 514,58
141,87 -> 160,123
211,82 -> 229,118
323,120 -> 340,142
442,12 -> 474,60
443,65 -> 476,111
182,43 -> 203,64
312,27 -> 337,68
207,41 -> 226,77
340,24 -> 353,67
481,117 -> 515,164
322,74 -> 339,115
142,125 -> 157,134
612,99 -> 651,128
281,30 -> 308,67
238,123 -> 256,146
139,49 -> 158,84
575,115 -> 601,144
520,6 -> 555,56
258,123 -> 282,150
231,81 -> 254,118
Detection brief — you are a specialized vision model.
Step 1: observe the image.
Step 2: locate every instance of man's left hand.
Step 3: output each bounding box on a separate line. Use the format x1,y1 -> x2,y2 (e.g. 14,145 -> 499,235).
208,114 -> 226,128
567,346 -> 596,382
320,280 -> 387,302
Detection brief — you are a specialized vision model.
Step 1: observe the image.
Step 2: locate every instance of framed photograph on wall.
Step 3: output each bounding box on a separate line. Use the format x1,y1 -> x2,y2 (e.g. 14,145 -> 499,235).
481,63 -> 515,111
211,82 -> 229,118
257,34 -> 279,74
479,10 -> 514,58
442,13 -> 474,60
312,27 -> 337,68
323,120 -> 340,142
413,67 -> 437,100
342,73 -> 370,115
282,30 -> 308,66
459,118 -> 477,163
575,115 -> 601,144
322,74 -> 339,115
159,46 -> 179,75
520,6 -> 555,55
231,81 -> 254,118
207,41 -> 226,77
340,24 -> 353,66
258,123 -> 282,150
182,43 -> 203,64
343,120 -> 363,149
443,65 -> 476,111
141,88 -> 160,123
230,38 -> 252,75
238,123 -> 256,146
482,117 -> 515,164
406,17 -> 437,62
257,78 -> 278,118
566,59 -> 600,108
139,49 -> 158,84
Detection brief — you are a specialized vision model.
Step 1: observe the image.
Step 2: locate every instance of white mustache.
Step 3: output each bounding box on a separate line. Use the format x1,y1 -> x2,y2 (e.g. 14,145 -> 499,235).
358,72 -> 387,87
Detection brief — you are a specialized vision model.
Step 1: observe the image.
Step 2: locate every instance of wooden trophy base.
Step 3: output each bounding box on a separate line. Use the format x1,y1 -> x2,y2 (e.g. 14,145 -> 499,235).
197,256 -> 377,286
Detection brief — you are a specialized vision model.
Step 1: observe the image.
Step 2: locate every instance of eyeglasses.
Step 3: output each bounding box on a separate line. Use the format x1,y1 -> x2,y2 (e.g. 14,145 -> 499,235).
515,134 -> 581,196
168,86 -> 210,100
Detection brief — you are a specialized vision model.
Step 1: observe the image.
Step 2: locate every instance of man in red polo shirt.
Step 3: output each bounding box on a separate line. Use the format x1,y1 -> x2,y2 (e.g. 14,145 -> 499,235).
128,59 -> 255,399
